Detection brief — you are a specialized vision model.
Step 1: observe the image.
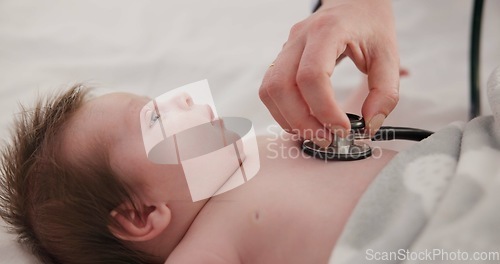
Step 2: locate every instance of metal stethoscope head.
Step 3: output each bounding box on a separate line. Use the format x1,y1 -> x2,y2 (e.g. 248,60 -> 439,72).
301,113 -> 434,161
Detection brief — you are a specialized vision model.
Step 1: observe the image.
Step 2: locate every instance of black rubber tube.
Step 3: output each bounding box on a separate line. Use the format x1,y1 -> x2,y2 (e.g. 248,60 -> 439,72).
469,0 -> 484,119
372,126 -> 433,141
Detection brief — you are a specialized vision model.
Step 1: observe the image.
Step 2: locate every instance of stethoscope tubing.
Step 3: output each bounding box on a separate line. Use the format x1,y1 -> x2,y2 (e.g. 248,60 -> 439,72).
300,114 -> 434,161
373,126 -> 433,142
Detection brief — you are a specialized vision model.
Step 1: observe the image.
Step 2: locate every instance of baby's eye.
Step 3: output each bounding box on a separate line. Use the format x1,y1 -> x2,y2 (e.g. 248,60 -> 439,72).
149,111 -> 161,128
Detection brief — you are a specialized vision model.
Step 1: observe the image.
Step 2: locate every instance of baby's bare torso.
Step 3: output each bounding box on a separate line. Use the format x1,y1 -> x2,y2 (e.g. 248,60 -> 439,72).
167,135 -> 396,264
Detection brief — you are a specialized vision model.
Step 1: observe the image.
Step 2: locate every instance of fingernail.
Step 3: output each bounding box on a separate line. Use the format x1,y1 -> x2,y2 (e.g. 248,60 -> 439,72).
312,130 -> 332,148
331,125 -> 349,139
312,138 -> 332,148
368,114 -> 386,135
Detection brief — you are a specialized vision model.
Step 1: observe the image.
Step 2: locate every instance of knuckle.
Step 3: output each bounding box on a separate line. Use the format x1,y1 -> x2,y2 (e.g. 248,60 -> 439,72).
289,22 -> 305,38
258,86 -> 271,102
384,89 -> 400,107
309,14 -> 332,32
296,66 -> 322,88
259,82 -> 281,100
310,14 -> 347,37
266,83 -> 282,99
261,77 -> 285,99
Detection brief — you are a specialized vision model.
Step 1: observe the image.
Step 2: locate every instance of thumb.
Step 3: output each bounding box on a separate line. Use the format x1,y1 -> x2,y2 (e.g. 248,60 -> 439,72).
361,56 -> 400,136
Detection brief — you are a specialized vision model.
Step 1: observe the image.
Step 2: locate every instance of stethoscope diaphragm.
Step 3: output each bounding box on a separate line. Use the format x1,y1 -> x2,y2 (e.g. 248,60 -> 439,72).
302,139 -> 372,161
301,113 -> 434,161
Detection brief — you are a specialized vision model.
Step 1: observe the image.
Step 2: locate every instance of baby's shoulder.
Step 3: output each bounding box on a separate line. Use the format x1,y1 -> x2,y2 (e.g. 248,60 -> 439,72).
165,235 -> 240,264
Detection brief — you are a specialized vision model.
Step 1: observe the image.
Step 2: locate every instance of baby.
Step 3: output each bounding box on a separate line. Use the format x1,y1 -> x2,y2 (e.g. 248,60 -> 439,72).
0,84 -> 396,264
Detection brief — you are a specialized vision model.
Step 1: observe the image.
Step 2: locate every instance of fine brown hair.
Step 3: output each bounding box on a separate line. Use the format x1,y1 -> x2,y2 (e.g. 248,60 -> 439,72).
0,85 -> 155,263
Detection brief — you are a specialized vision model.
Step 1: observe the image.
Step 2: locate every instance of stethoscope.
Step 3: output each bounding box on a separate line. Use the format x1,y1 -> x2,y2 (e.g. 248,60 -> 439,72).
305,0 -> 485,161
301,113 -> 433,161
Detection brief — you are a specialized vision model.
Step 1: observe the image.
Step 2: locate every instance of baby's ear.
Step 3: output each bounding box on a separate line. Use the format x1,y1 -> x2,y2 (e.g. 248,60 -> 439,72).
109,201 -> 171,242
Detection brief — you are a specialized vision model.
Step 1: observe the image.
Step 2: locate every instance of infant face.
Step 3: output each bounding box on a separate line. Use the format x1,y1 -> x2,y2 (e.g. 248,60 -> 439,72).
64,91 -> 244,205
140,92 -> 216,164
140,91 -> 250,201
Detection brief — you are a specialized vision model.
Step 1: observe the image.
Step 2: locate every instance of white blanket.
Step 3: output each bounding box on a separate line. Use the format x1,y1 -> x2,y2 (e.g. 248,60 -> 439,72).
330,67 -> 500,263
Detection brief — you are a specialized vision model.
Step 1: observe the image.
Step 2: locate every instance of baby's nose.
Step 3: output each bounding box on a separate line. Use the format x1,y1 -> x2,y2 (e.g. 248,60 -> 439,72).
171,92 -> 194,110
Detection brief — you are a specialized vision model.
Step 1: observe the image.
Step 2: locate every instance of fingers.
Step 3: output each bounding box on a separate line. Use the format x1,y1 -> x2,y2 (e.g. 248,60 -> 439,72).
259,64 -> 293,133
260,0 -> 401,141
260,39 -> 332,140
361,52 -> 400,136
296,29 -> 350,135
260,20 -> 351,140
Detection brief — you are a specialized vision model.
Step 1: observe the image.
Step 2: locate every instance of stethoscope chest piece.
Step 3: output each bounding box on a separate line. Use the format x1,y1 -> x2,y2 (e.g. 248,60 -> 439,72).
301,139 -> 372,161
301,113 -> 372,161
301,113 -> 434,161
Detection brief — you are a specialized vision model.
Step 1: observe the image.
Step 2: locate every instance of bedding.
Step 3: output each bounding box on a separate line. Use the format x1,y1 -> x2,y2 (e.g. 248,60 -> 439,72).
0,0 -> 499,263
329,67 -> 500,263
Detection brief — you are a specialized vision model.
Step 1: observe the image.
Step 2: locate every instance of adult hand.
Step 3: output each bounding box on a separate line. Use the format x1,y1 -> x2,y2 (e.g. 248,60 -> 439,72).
259,0 -> 400,144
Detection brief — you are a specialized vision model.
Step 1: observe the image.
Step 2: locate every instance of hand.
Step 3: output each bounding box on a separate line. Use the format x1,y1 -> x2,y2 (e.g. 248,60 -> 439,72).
259,0 -> 400,143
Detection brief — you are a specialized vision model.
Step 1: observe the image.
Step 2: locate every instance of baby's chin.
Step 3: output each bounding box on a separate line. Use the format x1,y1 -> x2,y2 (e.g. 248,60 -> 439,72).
173,121 -> 249,201
203,119 -> 246,162
172,119 -> 246,161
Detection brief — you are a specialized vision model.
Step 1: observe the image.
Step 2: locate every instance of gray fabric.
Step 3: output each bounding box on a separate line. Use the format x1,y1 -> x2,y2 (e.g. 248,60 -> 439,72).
329,66 -> 500,264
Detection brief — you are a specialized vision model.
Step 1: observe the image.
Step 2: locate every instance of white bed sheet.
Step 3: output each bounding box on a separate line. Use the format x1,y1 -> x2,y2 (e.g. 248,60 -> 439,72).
0,0 -> 499,263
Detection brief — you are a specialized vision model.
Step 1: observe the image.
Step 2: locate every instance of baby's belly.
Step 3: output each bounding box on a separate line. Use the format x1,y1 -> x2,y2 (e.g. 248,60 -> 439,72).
196,135 -> 396,263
